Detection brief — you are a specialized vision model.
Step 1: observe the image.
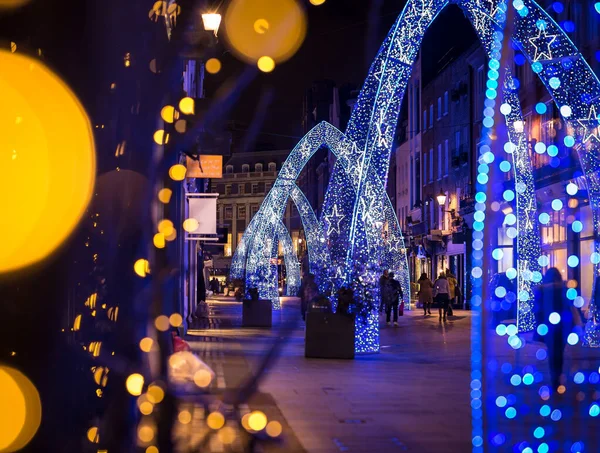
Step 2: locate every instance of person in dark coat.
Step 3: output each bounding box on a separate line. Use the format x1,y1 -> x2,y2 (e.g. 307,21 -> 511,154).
418,273 -> 434,316
534,267 -> 583,391
379,269 -> 389,312
384,272 -> 403,326
299,273 -> 318,321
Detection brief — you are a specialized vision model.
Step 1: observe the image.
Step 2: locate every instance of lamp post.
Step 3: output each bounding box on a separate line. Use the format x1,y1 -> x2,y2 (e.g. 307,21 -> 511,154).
201,12 -> 222,36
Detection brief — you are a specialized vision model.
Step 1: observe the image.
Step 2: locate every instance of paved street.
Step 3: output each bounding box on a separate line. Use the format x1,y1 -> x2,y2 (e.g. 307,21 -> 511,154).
183,298 -> 472,452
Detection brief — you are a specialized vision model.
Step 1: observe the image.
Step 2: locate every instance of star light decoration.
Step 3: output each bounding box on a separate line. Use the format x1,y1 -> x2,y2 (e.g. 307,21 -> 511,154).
325,205 -> 345,236
528,23 -> 558,62
576,105 -> 600,144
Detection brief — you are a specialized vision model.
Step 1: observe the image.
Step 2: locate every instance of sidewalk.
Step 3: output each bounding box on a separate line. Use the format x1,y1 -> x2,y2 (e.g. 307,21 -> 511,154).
182,298 -> 472,453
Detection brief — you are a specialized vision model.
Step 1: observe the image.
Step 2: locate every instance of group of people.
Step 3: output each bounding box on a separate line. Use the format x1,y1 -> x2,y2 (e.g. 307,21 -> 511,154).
379,270 -> 404,326
417,269 -> 459,321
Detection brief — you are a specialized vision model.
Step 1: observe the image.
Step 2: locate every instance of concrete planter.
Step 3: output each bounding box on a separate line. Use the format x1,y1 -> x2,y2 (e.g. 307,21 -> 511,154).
305,312 -> 355,359
242,299 -> 272,328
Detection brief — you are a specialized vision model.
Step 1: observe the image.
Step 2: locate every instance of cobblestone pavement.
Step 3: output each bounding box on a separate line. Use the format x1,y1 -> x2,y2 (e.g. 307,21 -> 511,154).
180,297 -> 599,453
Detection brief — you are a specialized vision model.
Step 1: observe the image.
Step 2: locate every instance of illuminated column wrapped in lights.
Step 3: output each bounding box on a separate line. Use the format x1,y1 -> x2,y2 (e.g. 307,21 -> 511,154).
501,70 -> 541,333
275,221 -> 301,297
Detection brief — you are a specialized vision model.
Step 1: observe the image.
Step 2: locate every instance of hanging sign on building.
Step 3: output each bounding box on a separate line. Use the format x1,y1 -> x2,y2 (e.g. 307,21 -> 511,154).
186,193 -> 219,241
186,155 -> 223,179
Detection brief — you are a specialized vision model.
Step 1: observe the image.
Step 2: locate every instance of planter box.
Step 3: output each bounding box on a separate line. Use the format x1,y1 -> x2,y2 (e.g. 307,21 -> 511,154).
242,299 -> 272,328
305,312 -> 355,359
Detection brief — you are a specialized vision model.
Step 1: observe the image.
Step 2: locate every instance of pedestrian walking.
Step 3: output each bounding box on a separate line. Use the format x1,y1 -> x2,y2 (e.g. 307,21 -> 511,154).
379,269 -> 390,312
300,273 -> 319,321
418,273 -> 434,316
433,272 -> 450,322
384,272 -> 403,326
534,267 -> 583,391
445,269 -> 458,308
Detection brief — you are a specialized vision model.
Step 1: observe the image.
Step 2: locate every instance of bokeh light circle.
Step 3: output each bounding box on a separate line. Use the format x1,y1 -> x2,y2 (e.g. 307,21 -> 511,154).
0,50 -> 96,273
0,366 -> 42,452
223,0 -> 307,65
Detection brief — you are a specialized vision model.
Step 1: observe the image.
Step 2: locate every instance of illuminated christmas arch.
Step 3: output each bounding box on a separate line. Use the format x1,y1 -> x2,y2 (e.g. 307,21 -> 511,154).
236,0 -> 600,352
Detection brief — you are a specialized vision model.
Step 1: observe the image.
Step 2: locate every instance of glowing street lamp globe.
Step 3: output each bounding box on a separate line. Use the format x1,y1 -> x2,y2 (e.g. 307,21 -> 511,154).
436,189 -> 447,207
202,13 -> 222,35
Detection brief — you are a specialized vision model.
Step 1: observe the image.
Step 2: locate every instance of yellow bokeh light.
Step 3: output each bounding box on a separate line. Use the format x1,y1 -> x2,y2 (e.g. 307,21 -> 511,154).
126,373 -> 144,396
206,412 -> 225,430
169,164 -> 187,181
154,315 -> 170,332
147,383 -> 165,404
178,410 -> 192,425
182,218 -> 199,232
309,0 -> 326,4
253,18 -> 269,34
0,367 -> 42,452
179,97 -> 195,115
557,385 -> 566,394
174,119 -> 187,133
0,50 -> 96,273
157,219 -> 174,236
218,426 -> 236,444
146,447 -> 159,453
153,129 -> 169,145
248,411 -> 268,431
153,233 -> 166,249
139,401 -> 154,415
193,369 -> 212,388
266,420 -> 282,437
223,0 -> 306,65
134,259 -> 150,277
241,413 -> 252,431
158,188 -> 172,204
205,58 -> 222,74
160,105 -> 176,123
165,228 -> 177,242
0,0 -> 31,10
257,56 -> 275,73
10,41 -> 17,52
86,426 -> 99,443
138,425 -> 155,443
169,313 -> 183,327
139,337 -> 154,352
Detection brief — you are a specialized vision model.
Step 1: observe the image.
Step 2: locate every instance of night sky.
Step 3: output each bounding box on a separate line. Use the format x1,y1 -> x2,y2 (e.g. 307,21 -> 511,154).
0,0 -> 477,150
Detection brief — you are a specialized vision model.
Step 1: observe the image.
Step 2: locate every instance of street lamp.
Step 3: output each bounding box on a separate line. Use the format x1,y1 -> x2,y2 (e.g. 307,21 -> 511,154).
202,12 -> 222,36
436,189 -> 447,207
513,120 -> 525,133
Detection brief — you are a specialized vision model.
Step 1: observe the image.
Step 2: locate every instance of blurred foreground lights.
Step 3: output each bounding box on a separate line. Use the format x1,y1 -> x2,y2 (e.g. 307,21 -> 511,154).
126,373 -> 145,396
169,313 -> 183,327
86,426 -> 99,443
147,383 -> 165,404
179,97 -> 195,115
178,410 -> 192,425
153,129 -> 169,145
158,219 -> 175,236
257,56 -> 275,73
158,188 -> 173,203
169,164 -> 187,181
153,233 -> 166,249
146,447 -> 159,453
0,50 -> 96,273
183,218 -> 199,232
134,259 -> 150,277
205,58 -> 222,74
193,369 -> 213,388
309,0 -> 326,4
218,426 -> 236,444
223,0 -> 306,65
266,421 -> 282,437
0,366 -> 42,452
0,0 -> 31,10
248,411 -> 268,431
139,337 -> 154,352
155,315 -> 170,332
139,400 -> 154,415
160,105 -> 176,123
137,425 -> 155,443
207,412 -> 225,430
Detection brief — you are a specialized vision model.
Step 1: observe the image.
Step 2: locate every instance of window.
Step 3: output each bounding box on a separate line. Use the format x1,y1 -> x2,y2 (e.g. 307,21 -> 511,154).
242,164 -> 249,173
423,110 -> 427,131
255,163 -> 263,172
224,233 -> 232,257
423,153 -> 428,186
444,91 -> 449,115
225,185 -> 231,195
224,206 -> 232,219
444,140 -> 449,176
238,184 -> 245,195
455,130 -> 461,157
251,205 -> 259,217
225,165 -> 233,174
238,205 -> 246,219
268,162 -> 276,172
437,144 -> 442,180
429,104 -> 433,129
265,182 -> 272,192
437,97 -> 442,120
251,183 -> 259,194
429,148 -> 433,182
